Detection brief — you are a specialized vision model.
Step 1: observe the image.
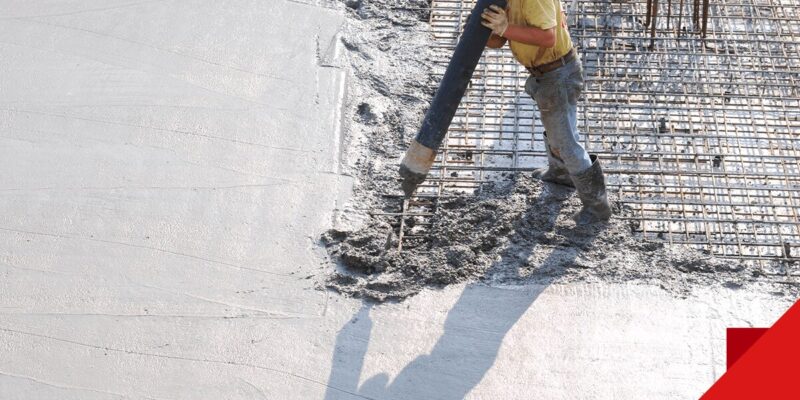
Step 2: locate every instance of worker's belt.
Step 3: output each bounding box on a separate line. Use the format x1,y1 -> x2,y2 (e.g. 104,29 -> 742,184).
526,48 -> 577,76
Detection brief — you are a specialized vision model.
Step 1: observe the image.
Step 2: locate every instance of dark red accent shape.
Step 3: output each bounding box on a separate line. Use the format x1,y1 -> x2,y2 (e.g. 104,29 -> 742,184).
726,328 -> 768,369
702,300 -> 800,399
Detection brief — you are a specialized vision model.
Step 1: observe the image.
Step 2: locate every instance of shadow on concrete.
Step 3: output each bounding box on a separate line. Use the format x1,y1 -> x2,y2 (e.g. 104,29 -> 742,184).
323,183 -> 601,399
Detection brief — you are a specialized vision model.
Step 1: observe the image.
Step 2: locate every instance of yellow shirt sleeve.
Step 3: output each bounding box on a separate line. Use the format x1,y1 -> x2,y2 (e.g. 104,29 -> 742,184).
523,0 -> 558,30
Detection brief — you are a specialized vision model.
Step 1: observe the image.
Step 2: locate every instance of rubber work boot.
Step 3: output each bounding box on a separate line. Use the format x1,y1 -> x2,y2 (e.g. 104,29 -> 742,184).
571,155 -> 612,225
532,165 -> 574,187
532,132 -> 575,187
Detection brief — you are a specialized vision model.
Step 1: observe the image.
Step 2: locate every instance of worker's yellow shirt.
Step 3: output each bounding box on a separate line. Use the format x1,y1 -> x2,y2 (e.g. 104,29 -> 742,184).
507,0 -> 573,67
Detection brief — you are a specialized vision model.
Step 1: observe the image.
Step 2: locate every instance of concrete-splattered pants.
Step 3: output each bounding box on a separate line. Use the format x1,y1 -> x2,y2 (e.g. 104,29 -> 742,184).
524,57 -> 593,175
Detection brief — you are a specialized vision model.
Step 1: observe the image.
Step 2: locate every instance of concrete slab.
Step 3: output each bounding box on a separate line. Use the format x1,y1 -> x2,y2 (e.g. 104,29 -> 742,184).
0,1 -> 793,399
324,284 -> 791,400
1,1 -> 351,398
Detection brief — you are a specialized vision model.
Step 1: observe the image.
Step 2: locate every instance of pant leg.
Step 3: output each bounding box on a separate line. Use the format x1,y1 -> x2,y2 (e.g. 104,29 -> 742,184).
527,60 -> 592,175
524,76 -> 567,170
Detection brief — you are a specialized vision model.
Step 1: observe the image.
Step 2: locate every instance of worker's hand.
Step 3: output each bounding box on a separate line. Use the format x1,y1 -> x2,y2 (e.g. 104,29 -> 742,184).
481,5 -> 509,37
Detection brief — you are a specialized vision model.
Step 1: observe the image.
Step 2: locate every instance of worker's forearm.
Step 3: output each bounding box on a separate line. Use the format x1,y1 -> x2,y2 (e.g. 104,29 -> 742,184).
486,34 -> 507,49
502,25 -> 556,48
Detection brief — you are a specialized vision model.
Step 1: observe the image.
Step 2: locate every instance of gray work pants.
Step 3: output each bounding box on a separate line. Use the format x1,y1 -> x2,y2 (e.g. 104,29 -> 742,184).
524,57 -> 593,175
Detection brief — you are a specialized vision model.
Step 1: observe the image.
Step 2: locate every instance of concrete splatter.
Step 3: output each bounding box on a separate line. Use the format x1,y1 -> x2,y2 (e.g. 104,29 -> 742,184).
322,177 -> 780,302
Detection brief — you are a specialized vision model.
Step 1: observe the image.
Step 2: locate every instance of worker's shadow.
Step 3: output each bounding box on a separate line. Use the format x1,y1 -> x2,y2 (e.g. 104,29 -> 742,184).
324,182 -> 602,399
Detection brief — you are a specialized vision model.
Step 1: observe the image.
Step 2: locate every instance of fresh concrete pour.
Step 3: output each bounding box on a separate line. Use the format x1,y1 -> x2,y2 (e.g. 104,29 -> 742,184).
324,179 -> 778,302
323,0 -> 797,301
0,1 -> 794,400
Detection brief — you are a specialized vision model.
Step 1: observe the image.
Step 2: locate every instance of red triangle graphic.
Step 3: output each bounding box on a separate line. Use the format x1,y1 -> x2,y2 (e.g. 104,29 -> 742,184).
701,300 -> 800,399
727,328 -> 768,369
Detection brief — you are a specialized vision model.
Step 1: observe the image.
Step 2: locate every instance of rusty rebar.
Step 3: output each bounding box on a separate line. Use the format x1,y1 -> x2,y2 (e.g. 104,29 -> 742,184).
650,0 -> 659,49
393,0 -> 800,267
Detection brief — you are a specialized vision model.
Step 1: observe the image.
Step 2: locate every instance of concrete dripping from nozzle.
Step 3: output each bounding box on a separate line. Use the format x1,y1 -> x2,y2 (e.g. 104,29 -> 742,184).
398,0 -> 507,198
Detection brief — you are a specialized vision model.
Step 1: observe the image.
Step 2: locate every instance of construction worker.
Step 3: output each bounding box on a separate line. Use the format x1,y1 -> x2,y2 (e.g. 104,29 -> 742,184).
481,2 -> 611,224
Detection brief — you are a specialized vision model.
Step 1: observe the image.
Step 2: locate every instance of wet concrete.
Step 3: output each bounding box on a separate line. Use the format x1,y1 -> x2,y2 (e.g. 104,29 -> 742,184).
322,0 -> 796,302
323,177 -> 781,302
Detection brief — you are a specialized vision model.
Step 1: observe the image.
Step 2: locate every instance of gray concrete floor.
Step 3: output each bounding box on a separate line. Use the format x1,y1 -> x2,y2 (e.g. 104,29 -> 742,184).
0,1 -> 792,399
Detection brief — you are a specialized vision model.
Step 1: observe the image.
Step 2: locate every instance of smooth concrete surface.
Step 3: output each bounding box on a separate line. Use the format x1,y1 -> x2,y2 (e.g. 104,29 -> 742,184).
324,284 -> 791,400
0,1 -> 793,399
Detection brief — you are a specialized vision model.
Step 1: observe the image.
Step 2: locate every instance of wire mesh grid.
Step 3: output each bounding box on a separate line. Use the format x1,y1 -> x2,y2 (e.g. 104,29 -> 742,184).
388,0 -> 800,272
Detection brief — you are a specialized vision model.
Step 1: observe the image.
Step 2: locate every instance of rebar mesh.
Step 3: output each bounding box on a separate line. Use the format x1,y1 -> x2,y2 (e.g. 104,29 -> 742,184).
388,0 -> 800,272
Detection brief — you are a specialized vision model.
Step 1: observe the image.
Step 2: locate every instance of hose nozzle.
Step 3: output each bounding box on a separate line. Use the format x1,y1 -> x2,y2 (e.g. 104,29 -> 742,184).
399,139 -> 436,198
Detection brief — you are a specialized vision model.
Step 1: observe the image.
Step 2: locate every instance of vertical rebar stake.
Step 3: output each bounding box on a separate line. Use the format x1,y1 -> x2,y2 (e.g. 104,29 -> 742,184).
650,0 -> 659,49
397,198 -> 408,252
701,0 -> 710,38
667,0 -> 672,31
